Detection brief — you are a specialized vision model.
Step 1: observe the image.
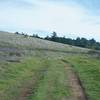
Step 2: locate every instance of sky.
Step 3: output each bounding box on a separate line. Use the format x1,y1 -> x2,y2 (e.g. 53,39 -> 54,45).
0,0 -> 100,41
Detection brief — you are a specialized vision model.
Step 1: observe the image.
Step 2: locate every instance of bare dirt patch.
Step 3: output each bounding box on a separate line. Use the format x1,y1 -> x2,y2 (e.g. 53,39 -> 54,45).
17,79 -> 36,100
62,59 -> 88,100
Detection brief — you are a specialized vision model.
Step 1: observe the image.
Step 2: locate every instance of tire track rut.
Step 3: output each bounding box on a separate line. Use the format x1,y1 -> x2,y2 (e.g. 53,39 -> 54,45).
62,59 -> 88,100
17,68 -> 49,100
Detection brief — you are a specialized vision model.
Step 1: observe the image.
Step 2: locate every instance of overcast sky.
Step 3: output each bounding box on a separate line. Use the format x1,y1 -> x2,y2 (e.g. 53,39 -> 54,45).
0,0 -> 100,41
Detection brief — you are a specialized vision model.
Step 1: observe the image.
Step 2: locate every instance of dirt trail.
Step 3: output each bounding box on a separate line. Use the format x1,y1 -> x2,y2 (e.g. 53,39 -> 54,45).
17,79 -> 36,100
17,68 -> 49,100
17,60 -> 88,100
62,60 -> 88,100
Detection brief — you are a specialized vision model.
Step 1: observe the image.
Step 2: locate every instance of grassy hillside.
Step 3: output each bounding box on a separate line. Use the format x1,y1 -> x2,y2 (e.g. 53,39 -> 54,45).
0,31 -> 89,51
0,31 -> 100,100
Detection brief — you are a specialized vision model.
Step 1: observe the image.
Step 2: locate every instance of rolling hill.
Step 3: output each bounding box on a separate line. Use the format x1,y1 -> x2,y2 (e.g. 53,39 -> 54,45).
0,31 -> 100,100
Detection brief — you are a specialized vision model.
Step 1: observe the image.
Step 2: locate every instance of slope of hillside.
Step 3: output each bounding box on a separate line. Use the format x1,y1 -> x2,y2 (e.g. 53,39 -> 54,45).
0,31 -> 100,100
0,31 -> 89,51
0,31 -> 89,61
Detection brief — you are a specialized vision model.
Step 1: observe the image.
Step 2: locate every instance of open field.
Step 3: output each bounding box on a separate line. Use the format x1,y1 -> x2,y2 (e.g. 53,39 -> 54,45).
0,31 -> 100,100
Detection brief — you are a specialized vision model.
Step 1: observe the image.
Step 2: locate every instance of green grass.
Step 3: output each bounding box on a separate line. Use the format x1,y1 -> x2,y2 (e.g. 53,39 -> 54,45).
0,57 -> 70,100
65,55 -> 100,100
0,57 -> 49,100
29,60 -> 69,100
